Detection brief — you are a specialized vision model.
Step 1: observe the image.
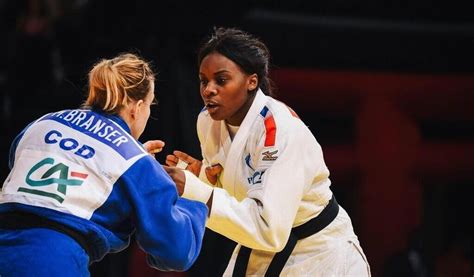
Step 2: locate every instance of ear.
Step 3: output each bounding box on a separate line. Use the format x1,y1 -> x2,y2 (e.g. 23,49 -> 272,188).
248,73 -> 258,92
130,99 -> 144,120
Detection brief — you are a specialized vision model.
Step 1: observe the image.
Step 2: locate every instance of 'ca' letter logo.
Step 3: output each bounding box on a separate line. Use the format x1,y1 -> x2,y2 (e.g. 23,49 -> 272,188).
19,157 -> 88,203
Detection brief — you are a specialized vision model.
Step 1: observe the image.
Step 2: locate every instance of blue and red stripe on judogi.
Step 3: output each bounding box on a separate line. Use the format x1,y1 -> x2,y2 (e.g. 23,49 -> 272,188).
260,106 -> 276,147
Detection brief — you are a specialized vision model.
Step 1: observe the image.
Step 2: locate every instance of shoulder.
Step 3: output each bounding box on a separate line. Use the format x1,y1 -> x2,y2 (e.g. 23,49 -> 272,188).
258,97 -> 307,135
254,100 -> 323,162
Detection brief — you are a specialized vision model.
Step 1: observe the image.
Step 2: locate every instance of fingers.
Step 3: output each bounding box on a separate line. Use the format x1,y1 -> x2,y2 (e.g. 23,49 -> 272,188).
205,164 -> 223,185
176,159 -> 189,169
207,164 -> 223,176
165,154 -> 178,166
145,140 -> 165,149
144,140 -> 165,154
166,150 -> 198,167
173,150 -> 196,163
165,150 -> 203,177
163,164 -> 178,171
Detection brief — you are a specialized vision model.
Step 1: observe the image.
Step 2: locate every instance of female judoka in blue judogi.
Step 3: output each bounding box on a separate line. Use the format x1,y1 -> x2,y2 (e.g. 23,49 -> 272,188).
0,53 -> 208,277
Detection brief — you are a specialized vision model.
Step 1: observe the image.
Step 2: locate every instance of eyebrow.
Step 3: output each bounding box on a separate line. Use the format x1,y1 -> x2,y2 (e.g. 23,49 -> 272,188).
199,69 -> 230,76
214,69 -> 230,75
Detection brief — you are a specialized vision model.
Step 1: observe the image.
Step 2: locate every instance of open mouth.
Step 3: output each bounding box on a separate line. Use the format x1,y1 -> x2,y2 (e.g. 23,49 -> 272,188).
206,102 -> 218,111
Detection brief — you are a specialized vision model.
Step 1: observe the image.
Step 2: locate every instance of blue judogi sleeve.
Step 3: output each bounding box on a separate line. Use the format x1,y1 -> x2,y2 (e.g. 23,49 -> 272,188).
119,156 -> 208,271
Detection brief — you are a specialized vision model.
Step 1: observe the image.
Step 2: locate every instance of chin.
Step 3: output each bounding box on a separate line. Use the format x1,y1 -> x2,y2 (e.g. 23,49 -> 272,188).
208,111 -> 223,121
210,115 -> 227,122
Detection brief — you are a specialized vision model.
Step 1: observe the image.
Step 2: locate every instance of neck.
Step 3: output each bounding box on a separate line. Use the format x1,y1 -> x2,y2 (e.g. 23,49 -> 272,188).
226,91 -> 256,126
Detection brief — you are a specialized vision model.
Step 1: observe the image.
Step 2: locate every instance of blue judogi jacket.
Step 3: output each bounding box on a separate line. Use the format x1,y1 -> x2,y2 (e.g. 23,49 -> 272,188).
0,109 -> 207,271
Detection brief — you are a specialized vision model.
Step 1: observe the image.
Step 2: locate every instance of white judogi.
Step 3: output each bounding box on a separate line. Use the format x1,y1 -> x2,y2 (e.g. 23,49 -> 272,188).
183,89 -> 371,276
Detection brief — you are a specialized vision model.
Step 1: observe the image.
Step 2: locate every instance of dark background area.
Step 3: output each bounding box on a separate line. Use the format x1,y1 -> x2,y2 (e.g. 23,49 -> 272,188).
1,0 -> 473,276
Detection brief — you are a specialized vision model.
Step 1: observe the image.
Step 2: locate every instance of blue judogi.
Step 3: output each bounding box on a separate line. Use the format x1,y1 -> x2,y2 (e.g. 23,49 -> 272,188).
0,109 -> 208,276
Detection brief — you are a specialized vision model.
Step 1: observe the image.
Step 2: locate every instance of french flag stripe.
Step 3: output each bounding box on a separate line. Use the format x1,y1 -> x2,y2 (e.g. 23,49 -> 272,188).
260,106 -> 276,146
260,106 -> 269,117
264,115 -> 276,146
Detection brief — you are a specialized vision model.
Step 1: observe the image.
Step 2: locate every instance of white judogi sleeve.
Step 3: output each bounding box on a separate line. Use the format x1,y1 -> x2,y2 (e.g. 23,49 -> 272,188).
182,170 -> 213,203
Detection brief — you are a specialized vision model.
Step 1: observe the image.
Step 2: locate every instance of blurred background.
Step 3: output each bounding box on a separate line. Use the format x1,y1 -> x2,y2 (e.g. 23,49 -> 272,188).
1,0 -> 473,276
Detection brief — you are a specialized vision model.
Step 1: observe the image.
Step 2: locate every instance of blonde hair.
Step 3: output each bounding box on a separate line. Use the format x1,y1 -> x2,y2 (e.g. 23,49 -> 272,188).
83,53 -> 155,113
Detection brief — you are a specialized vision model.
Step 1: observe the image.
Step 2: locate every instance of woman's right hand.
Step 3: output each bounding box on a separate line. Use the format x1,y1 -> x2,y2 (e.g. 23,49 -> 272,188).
165,150 -> 202,177
163,166 -> 185,195
165,150 -> 223,185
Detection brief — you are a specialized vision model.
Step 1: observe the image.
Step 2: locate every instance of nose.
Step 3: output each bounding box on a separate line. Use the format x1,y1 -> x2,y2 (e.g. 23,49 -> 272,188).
201,82 -> 217,98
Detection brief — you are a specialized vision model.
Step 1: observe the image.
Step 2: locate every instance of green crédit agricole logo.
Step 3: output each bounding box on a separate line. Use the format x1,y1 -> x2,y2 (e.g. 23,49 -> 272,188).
19,157 -> 88,203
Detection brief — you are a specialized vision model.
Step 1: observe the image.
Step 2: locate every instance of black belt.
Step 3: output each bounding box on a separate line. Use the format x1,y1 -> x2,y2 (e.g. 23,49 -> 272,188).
233,195 -> 339,277
0,211 -> 94,260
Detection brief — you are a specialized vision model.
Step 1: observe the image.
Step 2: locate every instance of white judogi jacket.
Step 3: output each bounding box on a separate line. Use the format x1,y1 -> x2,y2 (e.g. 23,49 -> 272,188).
184,90 -> 370,276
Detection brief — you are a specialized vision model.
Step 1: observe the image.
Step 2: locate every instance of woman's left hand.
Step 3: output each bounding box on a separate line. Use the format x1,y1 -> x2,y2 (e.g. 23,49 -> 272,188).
143,140 -> 165,157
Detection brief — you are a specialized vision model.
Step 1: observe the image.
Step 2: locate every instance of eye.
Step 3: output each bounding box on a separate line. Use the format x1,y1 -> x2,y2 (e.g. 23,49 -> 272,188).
199,79 -> 208,87
216,77 -> 227,85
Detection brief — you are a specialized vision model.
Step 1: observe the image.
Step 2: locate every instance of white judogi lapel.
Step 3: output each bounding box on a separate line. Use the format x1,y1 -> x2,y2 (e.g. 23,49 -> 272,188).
200,120 -> 227,167
221,90 -> 267,197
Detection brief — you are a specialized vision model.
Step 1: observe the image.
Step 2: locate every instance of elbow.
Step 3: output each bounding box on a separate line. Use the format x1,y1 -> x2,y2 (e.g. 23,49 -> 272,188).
260,224 -> 291,252
269,235 -> 288,252
167,238 -> 201,271
145,237 -> 201,272
171,249 -> 198,272
248,213 -> 292,252
257,234 -> 287,252
165,257 -> 195,272
147,250 -> 197,272
166,259 -> 194,272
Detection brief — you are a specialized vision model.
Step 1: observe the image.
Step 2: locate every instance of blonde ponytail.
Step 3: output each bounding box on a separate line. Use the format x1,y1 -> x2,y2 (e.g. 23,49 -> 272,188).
83,53 -> 155,114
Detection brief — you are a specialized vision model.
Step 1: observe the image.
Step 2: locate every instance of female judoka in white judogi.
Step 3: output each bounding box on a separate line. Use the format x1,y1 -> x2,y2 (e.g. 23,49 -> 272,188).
165,27 -> 371,276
